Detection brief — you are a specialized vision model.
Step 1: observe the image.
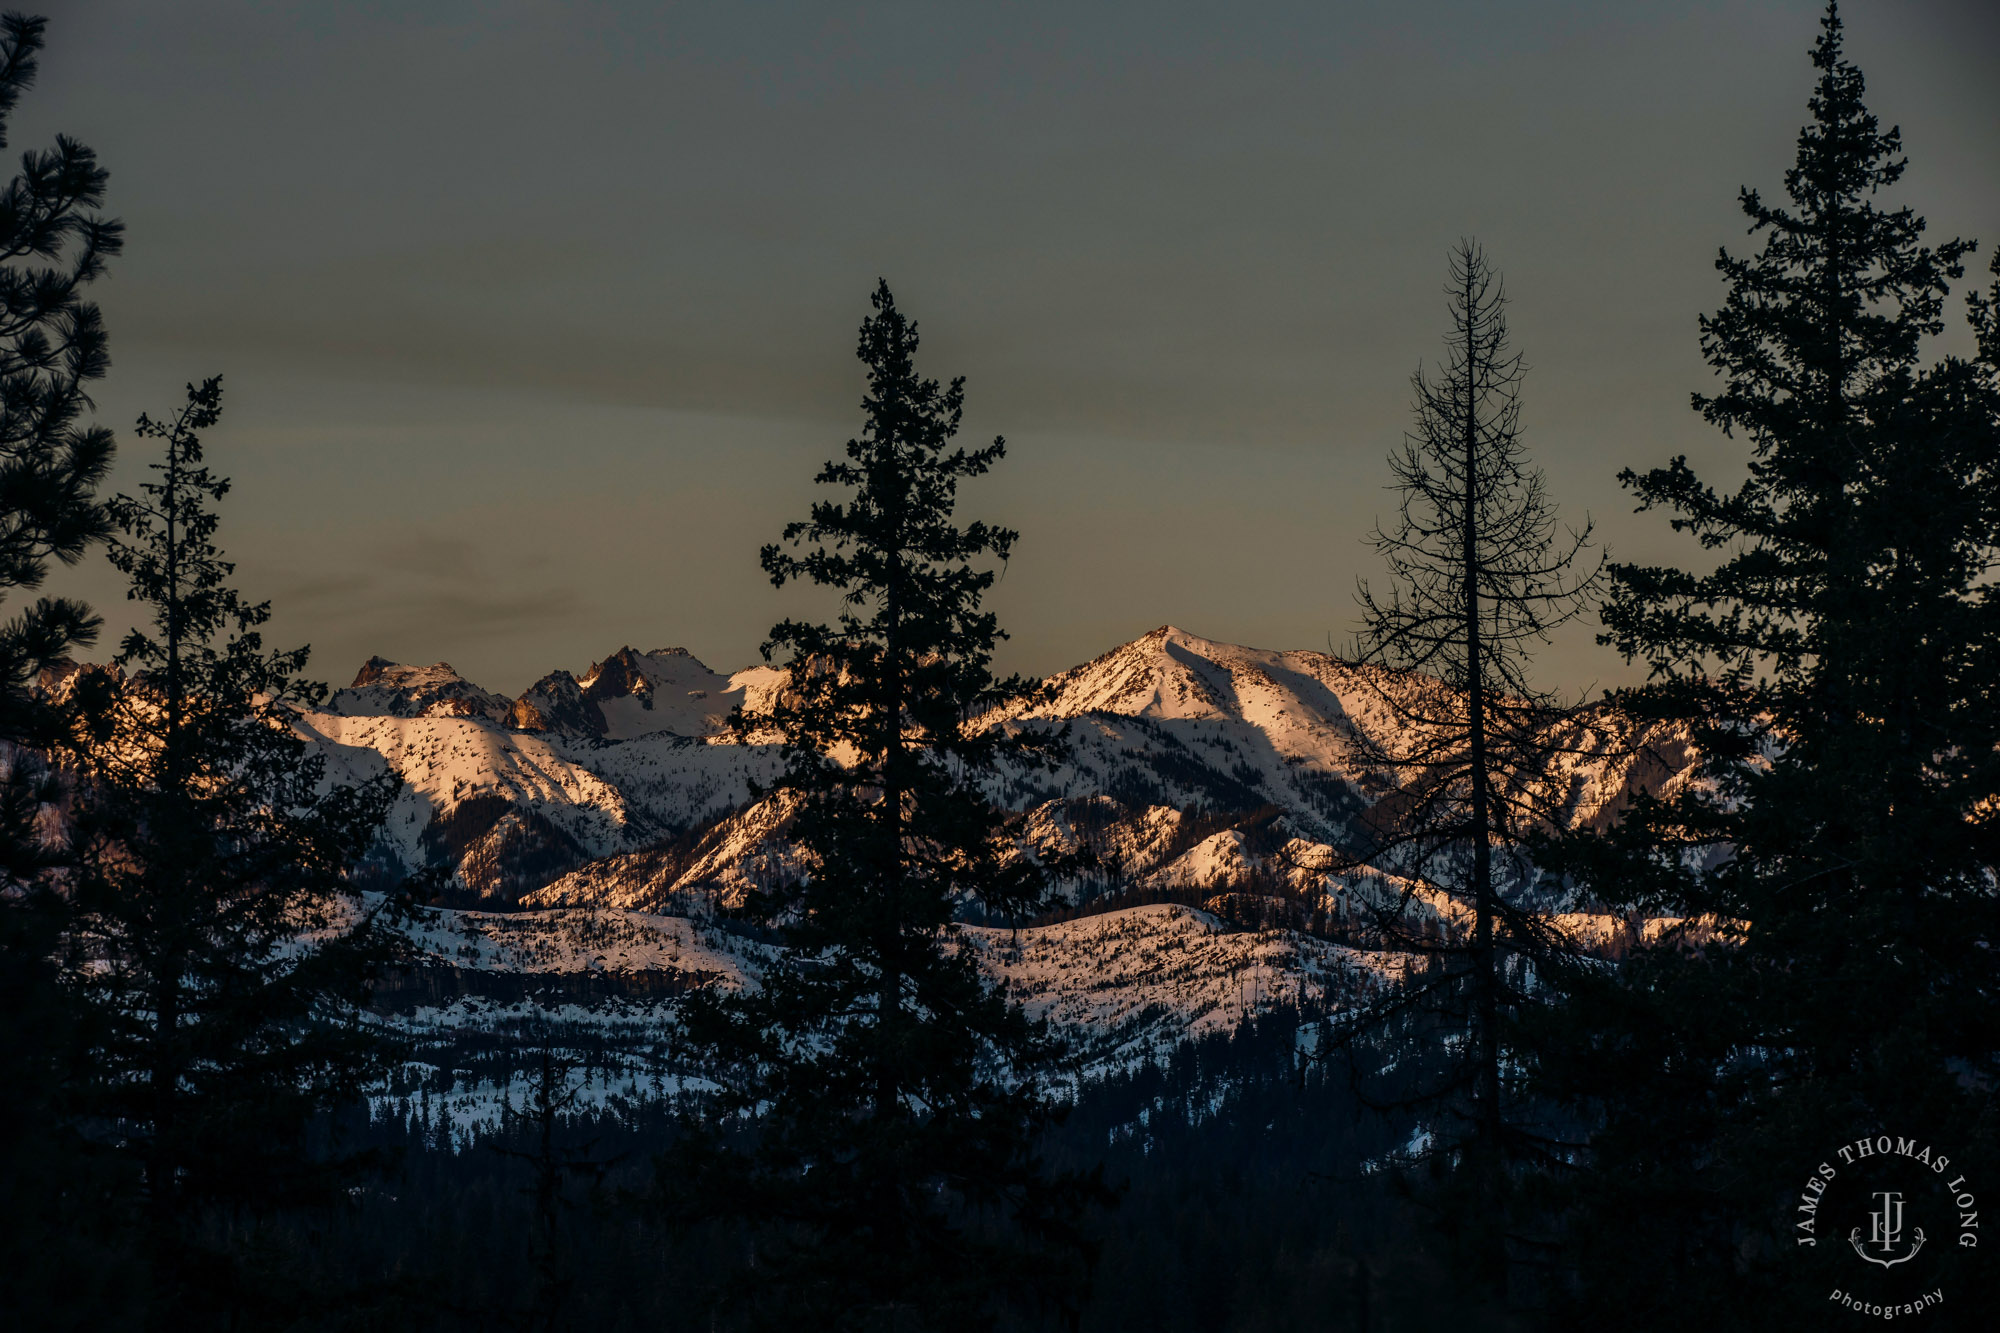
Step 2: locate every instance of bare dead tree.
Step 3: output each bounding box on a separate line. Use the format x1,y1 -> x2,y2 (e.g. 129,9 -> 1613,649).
1337,242 -> 1603,1189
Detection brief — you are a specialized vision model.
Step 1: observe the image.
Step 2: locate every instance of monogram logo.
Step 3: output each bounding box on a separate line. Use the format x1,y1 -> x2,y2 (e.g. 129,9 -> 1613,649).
1790,1132 -> 1980,1317
1850,1190 -> 1926,1268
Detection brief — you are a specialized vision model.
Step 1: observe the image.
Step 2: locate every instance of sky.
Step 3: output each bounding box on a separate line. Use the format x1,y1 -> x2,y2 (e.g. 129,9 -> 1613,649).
18,0 -> 2000,697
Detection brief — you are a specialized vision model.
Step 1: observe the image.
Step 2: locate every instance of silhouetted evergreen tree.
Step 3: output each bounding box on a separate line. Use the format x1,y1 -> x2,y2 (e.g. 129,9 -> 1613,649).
668,281 -> 1106,1331
1331,241 -> 1600,1298
0,12 -> 129,1327
62,379 -> 404,1325
0,10 -> 118,721
488,1050 -> 621,1333
1533,6 -> 2000,1326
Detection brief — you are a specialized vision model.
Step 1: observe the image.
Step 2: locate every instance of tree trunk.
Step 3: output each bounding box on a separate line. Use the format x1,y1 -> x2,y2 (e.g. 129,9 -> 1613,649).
1459,261 -> 1501,1161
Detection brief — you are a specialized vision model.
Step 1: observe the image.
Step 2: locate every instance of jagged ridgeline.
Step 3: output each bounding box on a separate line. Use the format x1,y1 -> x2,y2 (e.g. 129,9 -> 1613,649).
293,625 -> 1695,912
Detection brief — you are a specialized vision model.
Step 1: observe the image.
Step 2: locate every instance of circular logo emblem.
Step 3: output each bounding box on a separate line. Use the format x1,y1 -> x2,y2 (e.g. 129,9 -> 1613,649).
1793,1134 -> 1977,1318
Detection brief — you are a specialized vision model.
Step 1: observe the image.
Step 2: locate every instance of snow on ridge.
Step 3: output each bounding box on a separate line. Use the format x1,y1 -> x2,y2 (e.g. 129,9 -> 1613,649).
327,657 -> 513,725
295,708 -> 642,866
977,904 -> 1399,1070
326,646 -> 783,747
392,901 -> 768,983
383,899 -> 1399,1078
583,646 -> 739,741
520,787 -> 799,913
371,901 -> 1399,1146
306,625 -> 1693,913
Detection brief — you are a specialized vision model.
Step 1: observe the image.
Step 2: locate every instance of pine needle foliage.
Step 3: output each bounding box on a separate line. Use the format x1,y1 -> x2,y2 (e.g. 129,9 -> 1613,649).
62,379 -> 403,1323
1533,5 -> 2000,1325
0,10 -> 120,729
669,281 -> 1105,1333
0,13 -> 130,1325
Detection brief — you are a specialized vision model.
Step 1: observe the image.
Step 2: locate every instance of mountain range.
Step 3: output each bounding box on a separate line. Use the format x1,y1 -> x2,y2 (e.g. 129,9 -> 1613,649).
307,625 -> 1691,913
292,625 -> 1697,1134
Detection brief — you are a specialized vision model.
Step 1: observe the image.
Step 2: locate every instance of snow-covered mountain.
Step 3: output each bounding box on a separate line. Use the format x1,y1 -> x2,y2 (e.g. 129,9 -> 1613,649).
318,626 -> 1693,1129
305,626 -> 1689,912
301,647 -> 788,904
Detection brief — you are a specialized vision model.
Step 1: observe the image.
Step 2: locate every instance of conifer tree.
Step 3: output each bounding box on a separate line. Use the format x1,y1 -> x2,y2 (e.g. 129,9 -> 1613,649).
1534,5 -> 2000,1323
62,379 -> 403,1323
0,10 -> 119,727
490,1050 -> 619,1333
669,281 -> 1103,1331
1335,241 -> 1601,1295
0,12 -> 127,1324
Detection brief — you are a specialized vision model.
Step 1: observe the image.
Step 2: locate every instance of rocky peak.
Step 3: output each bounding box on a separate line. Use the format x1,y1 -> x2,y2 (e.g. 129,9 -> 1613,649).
351,655 -> 408,689
581,647 -> 657,705
330,658 -> 512,723
582,647 -> 740,740
509,669 -> 606,736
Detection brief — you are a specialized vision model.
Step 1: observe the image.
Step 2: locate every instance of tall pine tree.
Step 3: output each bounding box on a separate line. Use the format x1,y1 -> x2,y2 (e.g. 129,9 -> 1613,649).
63,379 -> 403,1324
1534,5 -> 2000,1325
668,281 -> 1104,1332
0,12 -> 128,1326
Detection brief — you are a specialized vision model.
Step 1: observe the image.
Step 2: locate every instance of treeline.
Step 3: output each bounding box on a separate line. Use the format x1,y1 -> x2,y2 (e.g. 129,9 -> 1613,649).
248,1012 -> 1509,1333
2,3 -> 1998,1332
